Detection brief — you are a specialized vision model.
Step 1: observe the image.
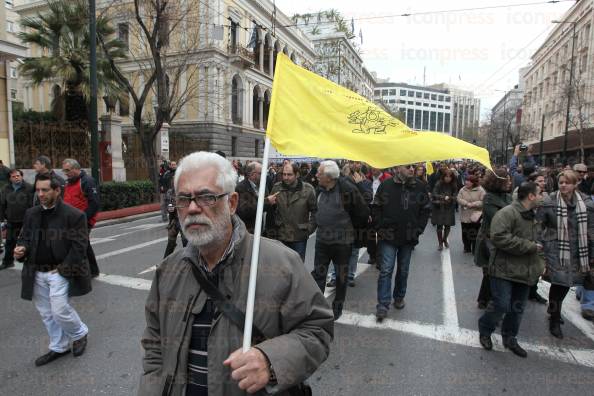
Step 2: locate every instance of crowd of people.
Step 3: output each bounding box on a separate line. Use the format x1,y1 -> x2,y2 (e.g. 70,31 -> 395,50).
3,147 -> 594,394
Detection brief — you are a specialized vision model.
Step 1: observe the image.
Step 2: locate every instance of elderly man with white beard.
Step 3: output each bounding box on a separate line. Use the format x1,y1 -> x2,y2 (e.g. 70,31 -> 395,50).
138,151 -> 333,396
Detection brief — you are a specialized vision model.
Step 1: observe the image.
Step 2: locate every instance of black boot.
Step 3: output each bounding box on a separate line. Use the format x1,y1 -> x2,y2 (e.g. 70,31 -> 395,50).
549,318 -> 563,339
503,337 -> 528,358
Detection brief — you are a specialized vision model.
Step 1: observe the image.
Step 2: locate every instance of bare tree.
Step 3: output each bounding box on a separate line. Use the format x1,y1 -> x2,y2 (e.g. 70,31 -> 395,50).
557,71 -> 592,162
100,0 -> 229,188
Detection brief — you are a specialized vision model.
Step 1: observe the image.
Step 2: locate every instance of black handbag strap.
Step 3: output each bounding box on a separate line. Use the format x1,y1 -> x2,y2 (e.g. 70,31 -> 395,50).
186,259 -> 266,342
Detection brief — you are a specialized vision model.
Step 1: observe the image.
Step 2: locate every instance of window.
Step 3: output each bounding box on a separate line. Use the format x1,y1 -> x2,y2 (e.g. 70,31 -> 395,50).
408,101 -> 414,105
9,67 -> 16,78
232,137 -> 237,157
414,110 -> 422,129
430,111 -> 437,130
444,114 -> 451,132
388,99 -> 396,104
416,92 -> 422,98
424,93 -> 430,99
438,95 -> 444,101
430,104 -> 436,108
423,103 -> 429,107
406,109 -> 414,127
437,113 -> 444,131
389,89 -> 396,95
399,100 -> 406,104
445,106 -> 450,110
415,102 -> 421,106
438,105 -> 443,109
118,23 -> 129,50
445,97 -> 451,102
6,21 -> 14,33
422,111 -> 429,130
382,89 -> 389,96
119,94 -> 130,117
408,91 -> 414,97
400,89 -> 407,96
374,89 -> 381,96
10,89 -> 16,100
431,94 -> 437,100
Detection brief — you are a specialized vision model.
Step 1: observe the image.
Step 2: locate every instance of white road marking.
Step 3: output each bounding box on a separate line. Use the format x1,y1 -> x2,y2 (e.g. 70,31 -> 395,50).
124,223 -> 166,231
95,237 -> 168,260
11,262 -> 153,290
91,223 -> 166,245
441,247 -> 459,328
95,273 -> 152,290
537,280 -> 594,344
336,311 -> 594,369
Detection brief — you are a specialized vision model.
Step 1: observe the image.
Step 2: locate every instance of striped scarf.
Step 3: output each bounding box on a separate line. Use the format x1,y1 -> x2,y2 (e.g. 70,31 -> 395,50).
556,192 -> 590,273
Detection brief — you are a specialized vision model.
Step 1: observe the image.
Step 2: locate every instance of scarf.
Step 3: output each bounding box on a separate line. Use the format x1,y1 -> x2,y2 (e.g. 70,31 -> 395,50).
556,192 -> 590,273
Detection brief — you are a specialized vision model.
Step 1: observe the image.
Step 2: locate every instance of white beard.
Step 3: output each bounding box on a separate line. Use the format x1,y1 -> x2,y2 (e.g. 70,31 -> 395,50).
182,206 -> 231,248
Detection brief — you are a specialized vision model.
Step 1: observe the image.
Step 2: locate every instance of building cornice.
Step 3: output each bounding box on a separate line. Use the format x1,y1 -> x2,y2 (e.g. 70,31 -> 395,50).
0,39 -> 28,59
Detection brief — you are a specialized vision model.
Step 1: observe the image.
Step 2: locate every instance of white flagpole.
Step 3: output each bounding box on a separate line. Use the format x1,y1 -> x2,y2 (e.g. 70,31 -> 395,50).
243,136 -> 272,352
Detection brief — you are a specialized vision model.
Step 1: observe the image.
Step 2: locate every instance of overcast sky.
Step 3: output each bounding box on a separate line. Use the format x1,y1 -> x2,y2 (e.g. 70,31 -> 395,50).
274,0 -> 576,121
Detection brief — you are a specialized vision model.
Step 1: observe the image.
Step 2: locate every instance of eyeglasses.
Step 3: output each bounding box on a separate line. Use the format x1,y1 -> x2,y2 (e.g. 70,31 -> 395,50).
62,168 -> 72,173
175,193 -> 229,208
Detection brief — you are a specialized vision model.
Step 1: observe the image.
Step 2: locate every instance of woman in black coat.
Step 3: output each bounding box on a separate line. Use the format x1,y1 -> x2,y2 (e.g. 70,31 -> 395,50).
432,169 -> 458,251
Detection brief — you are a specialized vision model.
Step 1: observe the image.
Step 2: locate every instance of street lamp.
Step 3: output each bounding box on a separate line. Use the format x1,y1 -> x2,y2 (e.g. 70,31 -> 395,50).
552,19 -> 577,165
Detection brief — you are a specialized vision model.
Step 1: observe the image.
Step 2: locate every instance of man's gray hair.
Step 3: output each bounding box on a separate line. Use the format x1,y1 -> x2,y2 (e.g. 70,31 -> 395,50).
320,160 -> 340,179
62,158 -> 81,169
174,151 -> 237,193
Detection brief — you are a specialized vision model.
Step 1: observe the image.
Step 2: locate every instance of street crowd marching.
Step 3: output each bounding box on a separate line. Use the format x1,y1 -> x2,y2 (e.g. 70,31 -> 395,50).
2,145 -> 594,395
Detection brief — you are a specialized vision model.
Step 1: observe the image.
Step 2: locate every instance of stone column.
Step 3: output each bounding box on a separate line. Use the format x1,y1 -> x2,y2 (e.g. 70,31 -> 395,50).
269,48 -> 274,76
156,122 -> 170,161
99,114 -> 126,182
259,34 -> 265,72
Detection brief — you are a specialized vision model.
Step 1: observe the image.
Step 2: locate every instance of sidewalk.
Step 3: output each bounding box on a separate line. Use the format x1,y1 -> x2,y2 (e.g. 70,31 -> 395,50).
95,203 -> 162,228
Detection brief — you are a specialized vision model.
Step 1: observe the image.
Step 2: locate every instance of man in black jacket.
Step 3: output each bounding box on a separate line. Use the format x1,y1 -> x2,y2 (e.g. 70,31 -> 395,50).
373,165 -> 431,321
15,174 -> 90,366
235,161 -> 274,233
0,169 -> 34,270
312,160 -> 370,320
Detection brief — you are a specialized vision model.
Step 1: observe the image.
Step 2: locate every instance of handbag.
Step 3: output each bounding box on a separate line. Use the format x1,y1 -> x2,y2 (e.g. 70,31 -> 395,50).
186,258 -> 313,396
470,211 -> 482,223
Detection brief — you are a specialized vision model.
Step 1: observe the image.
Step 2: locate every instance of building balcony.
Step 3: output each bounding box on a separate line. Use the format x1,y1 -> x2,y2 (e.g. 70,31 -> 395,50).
227,45 -> 255,69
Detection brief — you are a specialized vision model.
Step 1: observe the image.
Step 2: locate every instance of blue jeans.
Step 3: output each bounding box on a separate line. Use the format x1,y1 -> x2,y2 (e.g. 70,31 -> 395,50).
282,240 -> 307,262
331,247 -> 359,281
478,277 -> 530,338
33,271 -> 88,353
576,286 -> 594,311
376,242 -> 414,310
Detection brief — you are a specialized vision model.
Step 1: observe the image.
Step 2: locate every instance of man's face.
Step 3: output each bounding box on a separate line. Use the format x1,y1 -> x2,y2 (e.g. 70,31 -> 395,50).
371,168 -> 382,178
535,176 -> 546,191
397,165 -> 414,178
352,161 -> 362,172
62,163 -> 81,180
33,161 -> 46,173
176,167 -> 238,248
36,180 -> 60,207
170,161 -> 177,170
316,165 -> 331,188
528,187 -> 543,209
282,164 -> 297,185
249,164 -> 262,185
575,169 -> 587,181
9,172 -> 22,184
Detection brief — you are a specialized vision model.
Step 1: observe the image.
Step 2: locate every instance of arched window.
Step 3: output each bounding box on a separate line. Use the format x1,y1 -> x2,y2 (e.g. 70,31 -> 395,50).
253,86 -> 261,129
263,90 -> 271,129
231,74 -> 243,125
263,34 -> 272,74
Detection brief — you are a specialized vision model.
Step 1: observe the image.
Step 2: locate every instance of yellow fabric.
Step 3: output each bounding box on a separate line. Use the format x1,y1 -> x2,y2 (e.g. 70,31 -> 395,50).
426,161 -> 434,175
267,53 -> 492,170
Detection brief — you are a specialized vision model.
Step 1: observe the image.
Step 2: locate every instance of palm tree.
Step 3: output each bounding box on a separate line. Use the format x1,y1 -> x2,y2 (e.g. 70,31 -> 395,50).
18,0 -> 126,121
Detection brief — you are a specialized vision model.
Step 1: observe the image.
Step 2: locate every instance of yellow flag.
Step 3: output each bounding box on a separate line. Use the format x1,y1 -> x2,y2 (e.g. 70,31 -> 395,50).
426,161 -> 434,175
267,54 -> 492,170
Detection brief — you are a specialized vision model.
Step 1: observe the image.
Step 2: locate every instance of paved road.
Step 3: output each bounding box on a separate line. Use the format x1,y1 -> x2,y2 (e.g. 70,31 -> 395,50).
1,215 -> 594,395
